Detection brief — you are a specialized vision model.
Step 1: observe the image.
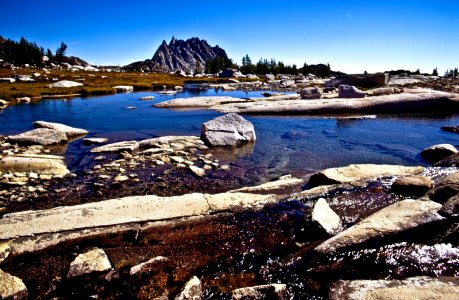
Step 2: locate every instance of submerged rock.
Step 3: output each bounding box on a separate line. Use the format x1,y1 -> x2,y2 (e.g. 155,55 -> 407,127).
174,276 -> 202,300
0,269 -> 28,299
130,256 -> 170,276
231,284 -> 287,300
312,198 -> 342,235
7,128 -> 68,145
82,137 -> 109,145
329,276 -> 459,300
201,113 -> 256,147
307,164 -> 424,188
67,248 -> 112,278
315,199 -> 443,253
420,144 -> 458,164
33,120 -> 88,138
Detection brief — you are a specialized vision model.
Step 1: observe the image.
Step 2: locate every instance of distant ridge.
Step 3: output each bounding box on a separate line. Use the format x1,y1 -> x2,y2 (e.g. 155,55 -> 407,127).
123,37 -> 228,73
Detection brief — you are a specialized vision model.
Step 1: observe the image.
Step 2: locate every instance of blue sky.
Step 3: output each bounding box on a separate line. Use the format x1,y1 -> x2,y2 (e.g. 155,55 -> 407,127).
1,0 -> 458,74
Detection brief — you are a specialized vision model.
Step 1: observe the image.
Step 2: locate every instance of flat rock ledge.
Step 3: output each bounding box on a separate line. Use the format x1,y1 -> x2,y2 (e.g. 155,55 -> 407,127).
0,191 -> 278,240
0,154 -> 70,176
329,276 -> 459,300
307,164 -> 424,188
33,121 -> 88,138
315,199 -> 443,253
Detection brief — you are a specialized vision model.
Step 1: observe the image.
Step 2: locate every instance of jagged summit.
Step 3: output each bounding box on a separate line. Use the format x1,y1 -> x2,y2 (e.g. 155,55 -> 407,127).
123,36 -> 228,73
151,36 -> 228,73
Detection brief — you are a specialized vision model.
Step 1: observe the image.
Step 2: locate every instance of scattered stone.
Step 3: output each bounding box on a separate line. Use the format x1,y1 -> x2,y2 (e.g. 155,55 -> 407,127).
231,284 -> 287,300
0,269 -> 28,299
420,144 -> 458,164
0,154 -> 70,176
220,164 -> 230,171
91,141 -> 139,153
390,175 -> 433,197
201,113 -> 256,147
300,87 -> 322,99
129,256 -> 170,276
329,276 -> 459,300
365,87 -> 395,96
189,165 -> 205,177
338,85 -> 366,98
312,198 -> 342,235
307,164 -> 424,188
67,248 -> 112,278
170,156 -> 185,164
33,120 -> 88,138
113,85 -> 133,92
174,276 -> 202,300
315,199 -> 443,253
159,90 -> 177,95
93,156 -> 107,161
7,128 -> 68,145
47,80 -> 83,88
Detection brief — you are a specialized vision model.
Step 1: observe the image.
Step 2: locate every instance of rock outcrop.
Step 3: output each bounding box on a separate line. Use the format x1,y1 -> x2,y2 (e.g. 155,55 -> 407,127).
33,121 -> 88,138
91,141 -> 139,153
300,87 -> 322,99
307,164 -> 424,188
0,154 -> 70,176
7,128 -> 68,145
390,175 -> 433,197
338,85 -> 366,98
47,80 -> 83,88
201,113 -> 256,147
315,199 -> 443,253
329,276 -> 459,300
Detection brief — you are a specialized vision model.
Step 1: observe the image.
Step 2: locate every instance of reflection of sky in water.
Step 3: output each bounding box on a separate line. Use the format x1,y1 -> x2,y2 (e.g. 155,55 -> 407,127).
1,89 -> 459,175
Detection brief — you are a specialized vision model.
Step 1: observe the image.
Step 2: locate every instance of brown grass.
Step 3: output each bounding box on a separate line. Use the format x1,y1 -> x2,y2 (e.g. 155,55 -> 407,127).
0,68 -> 257,102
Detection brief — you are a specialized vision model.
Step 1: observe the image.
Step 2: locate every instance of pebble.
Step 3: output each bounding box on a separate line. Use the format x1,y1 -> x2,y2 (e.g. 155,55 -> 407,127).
93,156 -> 106,161
220,165 -> 230,171
114,175 -> 129,182
93,165 -> 102,170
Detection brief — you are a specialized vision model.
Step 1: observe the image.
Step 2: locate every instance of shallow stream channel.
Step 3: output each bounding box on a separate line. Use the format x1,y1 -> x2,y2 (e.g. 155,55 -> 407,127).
0,87 -> 458,299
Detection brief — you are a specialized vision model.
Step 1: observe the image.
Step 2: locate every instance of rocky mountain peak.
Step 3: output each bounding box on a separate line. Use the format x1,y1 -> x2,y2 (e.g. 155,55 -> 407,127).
151,37 -> 228,73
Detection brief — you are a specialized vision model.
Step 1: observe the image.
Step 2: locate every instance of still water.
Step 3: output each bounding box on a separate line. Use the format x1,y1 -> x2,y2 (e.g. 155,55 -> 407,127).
1,88 -> 459,176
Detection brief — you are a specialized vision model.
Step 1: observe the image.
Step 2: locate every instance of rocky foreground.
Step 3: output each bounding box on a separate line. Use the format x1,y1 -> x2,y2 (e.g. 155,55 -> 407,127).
0,113 -> 458,299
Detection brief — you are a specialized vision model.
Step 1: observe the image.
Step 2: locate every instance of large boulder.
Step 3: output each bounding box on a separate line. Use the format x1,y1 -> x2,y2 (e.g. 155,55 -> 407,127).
67,248 -> 112,278
201,113 -> 256,147
219,68 -> 243,78
439,194 -> 459,217
7,128 -> 68,145
0,154 -> 70,176
312,198 -> 342,235
420,144 -> 458,164
231,284 -> 287,300
300,87 -> 322,99
329,276 -> 459,300
0,269 -> 28,299
174,276 -> 202,300
390,175 -> 433,197
314,199 -> 443,253
429,172 -> 459,203
33,121 -> 88,138
47,80 -> 83,88
307,164 -> 424,188
338,85 -> 366,98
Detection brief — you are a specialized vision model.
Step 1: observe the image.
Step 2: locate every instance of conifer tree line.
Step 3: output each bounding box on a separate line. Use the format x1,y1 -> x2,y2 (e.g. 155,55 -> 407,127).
0,36 -> 67,67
